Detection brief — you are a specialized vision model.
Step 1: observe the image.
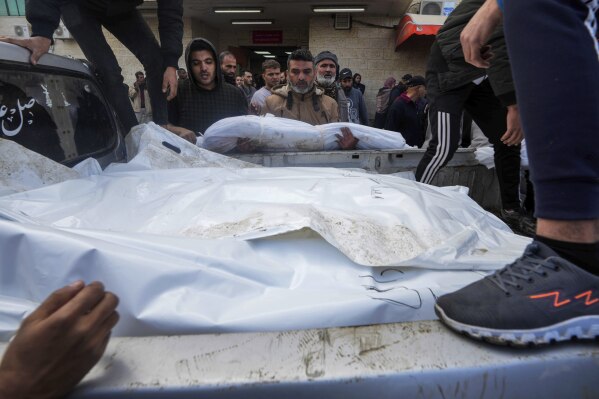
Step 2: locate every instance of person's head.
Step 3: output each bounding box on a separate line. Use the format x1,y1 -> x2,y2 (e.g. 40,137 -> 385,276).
287,49 -> 315,94
242,70 -> 254,86
186,38 -> 220,90
191,49 -> 217,90
314,50 -> 339,87
384,76 -> 396,89
219,51 -> 237,82
279,70 -> 287,84
235,75 -> 243,87
261,59 -> 281,90
339,68 -> 353,91
353,73 -> 362,85
177,68 -> 188,80
401,73 -> 413,84
405,75 -> 426,100
135,71 -> 145,84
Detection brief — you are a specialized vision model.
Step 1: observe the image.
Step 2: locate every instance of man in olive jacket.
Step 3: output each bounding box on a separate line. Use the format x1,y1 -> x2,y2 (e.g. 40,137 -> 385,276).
262,49 -> 339,125
1,0 -> 183,134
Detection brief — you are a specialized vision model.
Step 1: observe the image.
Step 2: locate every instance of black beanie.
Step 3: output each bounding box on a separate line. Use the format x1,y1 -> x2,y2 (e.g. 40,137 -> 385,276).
314,51 -> 340,80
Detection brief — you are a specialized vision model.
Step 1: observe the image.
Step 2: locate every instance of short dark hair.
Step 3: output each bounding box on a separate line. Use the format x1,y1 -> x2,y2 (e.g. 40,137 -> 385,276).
287,49 -> 313,69
178,67 -> 186,72
219,51 -> 235,65
135,71 -> 144,78
262,59 -> 281,73
242,69 -> 252,76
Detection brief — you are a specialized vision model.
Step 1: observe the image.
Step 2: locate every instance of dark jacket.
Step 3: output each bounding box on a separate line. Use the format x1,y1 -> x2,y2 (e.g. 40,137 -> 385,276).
387,84 -> 407,110
169,38 -> 248,134
430,0 -> 516,106
26,0 -> 183,68
384,93 -> 425,148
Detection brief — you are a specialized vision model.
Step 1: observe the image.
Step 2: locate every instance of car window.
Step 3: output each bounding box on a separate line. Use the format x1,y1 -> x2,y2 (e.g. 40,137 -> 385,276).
0,67 -> 119,164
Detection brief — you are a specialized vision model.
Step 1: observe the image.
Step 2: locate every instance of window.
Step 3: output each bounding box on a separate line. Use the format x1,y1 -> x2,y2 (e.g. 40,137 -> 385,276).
0,67 -> 119,164
0,0 -> 26,16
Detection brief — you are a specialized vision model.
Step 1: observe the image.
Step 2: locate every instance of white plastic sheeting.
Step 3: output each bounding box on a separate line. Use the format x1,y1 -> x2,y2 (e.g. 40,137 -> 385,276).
0,125 -> 531,339
202,115 -> 408,153
474,140 -> 530,169
0,138 -> 79,196
109,122 -> 258,172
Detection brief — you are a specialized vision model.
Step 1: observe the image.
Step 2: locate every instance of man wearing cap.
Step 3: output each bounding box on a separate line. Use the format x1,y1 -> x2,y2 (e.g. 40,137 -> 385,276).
313,50 -> 350,122
384,75 -> 427,147
339,68 -> 369,125
387,73 -> 412,112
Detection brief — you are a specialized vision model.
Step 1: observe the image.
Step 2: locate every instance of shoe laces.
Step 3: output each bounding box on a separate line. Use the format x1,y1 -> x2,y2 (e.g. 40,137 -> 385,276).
488,243 -> 558,294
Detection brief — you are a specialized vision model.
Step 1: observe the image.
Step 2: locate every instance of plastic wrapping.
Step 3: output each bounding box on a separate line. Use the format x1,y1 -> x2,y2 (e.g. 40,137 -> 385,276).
474,139 -> 529,169
0,126 -> 530,339
201,115 -> 408,153
0,138 -> 79,196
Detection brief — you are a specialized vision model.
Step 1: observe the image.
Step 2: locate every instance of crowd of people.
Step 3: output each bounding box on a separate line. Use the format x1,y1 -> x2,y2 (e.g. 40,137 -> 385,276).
0,0 -> 597,396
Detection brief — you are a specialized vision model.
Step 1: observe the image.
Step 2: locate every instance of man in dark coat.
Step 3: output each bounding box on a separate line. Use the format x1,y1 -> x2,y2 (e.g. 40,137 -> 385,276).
168,38 -> 248,141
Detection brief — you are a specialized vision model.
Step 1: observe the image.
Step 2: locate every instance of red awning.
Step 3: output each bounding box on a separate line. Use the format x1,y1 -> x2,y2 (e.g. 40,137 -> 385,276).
395,13 -> 447,49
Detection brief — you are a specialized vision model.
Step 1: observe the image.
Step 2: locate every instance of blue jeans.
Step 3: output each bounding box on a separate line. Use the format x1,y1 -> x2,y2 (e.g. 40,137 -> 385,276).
61,2 -> 168,133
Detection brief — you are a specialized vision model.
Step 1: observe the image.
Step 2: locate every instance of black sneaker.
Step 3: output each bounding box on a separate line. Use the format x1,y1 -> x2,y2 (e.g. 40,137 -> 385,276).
435,241 -> 599,347
500,208 -> 537,237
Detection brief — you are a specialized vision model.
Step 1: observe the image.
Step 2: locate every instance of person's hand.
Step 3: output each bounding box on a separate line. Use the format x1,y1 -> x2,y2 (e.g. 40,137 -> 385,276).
460,0 -> 502,68
0,36 -> 51,65
235,137 -> 256,153
163,124 -> 196,144
335,127 -> 359,150
249,102 -> 261,116
163,66 -> 178,101
0,281 -> 119,399
502,105 -> 524,146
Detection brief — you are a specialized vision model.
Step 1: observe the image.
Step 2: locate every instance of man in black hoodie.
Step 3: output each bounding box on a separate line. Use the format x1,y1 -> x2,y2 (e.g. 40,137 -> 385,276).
168,38 -> 248,141
0,0 -> 183,135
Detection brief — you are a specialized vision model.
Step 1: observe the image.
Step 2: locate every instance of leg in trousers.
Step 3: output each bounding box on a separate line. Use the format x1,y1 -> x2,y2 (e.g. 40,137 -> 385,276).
101,11 -> 168,126
464,79 -> 521,211
60,3 -> 138,133
415,84 -> 471,185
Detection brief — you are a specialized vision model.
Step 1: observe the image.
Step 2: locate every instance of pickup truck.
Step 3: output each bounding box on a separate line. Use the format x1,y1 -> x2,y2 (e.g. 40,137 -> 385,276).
1,42 -> 597,398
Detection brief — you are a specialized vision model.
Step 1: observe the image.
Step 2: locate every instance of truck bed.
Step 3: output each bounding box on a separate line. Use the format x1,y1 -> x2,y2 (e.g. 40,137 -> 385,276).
232,148 -> 502,211
23,320 -> 596,398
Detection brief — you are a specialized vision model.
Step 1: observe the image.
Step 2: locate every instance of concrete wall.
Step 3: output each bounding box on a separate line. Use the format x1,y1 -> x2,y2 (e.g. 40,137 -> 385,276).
309,16 -> 434,121
191,20 -> 220,53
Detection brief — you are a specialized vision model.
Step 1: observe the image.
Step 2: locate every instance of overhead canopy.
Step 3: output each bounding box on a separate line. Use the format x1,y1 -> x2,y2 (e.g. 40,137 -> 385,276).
395,13 -> 447,49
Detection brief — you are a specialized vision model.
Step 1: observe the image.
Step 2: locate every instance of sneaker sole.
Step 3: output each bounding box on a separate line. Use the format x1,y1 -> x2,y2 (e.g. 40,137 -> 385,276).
435,304 -> 599,347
